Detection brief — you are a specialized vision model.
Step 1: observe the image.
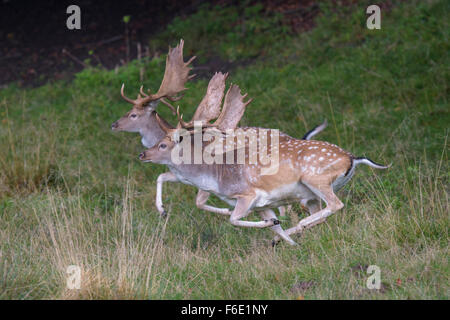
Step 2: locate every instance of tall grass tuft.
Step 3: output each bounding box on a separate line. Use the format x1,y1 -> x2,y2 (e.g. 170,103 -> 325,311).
0,103 -> 60,198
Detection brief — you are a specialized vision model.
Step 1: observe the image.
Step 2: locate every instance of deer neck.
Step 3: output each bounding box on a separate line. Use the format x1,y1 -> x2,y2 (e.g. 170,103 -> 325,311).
166,158 -> 248,199
139,111 -> 172,148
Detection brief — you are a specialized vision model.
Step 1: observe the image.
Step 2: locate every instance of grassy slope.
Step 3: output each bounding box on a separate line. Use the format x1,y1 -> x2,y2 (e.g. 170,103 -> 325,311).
0,0 -> 448,299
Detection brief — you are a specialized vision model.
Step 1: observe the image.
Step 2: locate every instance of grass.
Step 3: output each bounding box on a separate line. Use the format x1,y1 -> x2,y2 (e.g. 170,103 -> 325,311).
0,0 -> 448,299
151,2 -> 288,63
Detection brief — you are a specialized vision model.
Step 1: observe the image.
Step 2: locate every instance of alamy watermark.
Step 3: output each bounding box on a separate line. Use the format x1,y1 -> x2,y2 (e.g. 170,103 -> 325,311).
66,5 -> 81,30
66,265 -> 81,290
66,4 -> 380,31
168,123 -> 280,176
366,5 -> 381,30
366,265 -> 381,290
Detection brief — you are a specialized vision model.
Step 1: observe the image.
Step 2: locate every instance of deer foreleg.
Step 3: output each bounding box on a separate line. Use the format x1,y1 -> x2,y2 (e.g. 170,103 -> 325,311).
195,190 -> 231,215
230,196 -> 279,228
156,171 -> 179,217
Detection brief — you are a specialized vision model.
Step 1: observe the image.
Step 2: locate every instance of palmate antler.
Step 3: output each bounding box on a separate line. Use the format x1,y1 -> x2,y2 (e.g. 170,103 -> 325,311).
176,72 -> 227,128
120,39 -> 196,113
176,72 -> 252,131
212,84 -> 253,131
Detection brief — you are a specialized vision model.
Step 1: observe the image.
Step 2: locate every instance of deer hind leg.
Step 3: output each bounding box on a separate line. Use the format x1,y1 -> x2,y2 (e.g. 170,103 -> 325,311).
278,205 -> 293,217
230,196 -> 279,228
278,206 -> 286,217
195,190 -> 231,215
301,198 -> 321,215
279,200 -> 315,218
156,171 -> 179,217
273,183 -> 343,243
286,182 -> 344,236
260,209 -> 297,245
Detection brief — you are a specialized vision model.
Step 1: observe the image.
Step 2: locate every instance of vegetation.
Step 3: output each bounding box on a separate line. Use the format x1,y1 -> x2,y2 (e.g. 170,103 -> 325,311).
0,0 -> 448,299
152,3 -> 288,62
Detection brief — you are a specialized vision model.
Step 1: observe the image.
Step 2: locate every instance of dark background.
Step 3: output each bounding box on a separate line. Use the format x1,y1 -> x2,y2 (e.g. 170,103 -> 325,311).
0,0 -> 324,87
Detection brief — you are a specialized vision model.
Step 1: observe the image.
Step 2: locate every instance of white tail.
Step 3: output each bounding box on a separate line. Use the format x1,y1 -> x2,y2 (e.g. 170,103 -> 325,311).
354,157 -> 390,169
302,119 -> 327,140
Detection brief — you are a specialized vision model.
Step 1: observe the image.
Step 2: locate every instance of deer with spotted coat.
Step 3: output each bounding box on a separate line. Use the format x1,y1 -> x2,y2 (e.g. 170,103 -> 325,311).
111,40 -> 326,218
139,83 -> 389,245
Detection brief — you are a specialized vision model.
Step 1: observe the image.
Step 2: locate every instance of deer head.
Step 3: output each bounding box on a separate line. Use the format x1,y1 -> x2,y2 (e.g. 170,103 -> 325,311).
139,113 -> 180,165
111,39 -> 196,133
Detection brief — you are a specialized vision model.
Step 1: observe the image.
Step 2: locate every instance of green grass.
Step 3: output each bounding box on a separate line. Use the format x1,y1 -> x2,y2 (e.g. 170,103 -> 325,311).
151,2 -> 288,62
0,0 -> 448,299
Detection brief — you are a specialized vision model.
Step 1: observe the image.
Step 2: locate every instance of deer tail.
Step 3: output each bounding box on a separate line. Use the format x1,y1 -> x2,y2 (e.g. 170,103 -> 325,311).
302,119 -> 327,140
354,157 -> 390,169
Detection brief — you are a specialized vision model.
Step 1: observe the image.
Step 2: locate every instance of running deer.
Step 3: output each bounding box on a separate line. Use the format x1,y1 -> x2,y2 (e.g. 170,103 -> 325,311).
139,89 -> 389,245
111,40 -> 326,217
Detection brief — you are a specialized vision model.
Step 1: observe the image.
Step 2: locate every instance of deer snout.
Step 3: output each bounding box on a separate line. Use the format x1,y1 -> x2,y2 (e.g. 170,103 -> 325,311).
139,152 -> 146,160
111,121 -> 119,130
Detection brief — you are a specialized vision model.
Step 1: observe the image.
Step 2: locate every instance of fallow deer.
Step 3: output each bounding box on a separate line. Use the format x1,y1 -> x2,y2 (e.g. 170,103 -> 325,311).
111,40 -> 327,218
139,86 -> 389,245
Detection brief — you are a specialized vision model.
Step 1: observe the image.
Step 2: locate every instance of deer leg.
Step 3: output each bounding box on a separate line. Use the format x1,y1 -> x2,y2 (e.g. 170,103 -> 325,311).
273,183 -> 343,243
260,209 -> 297,245
195,190 -> 231,215
230,196 -> 279,228
301,198 -> 321,215
285,183 -> 343,236
156,171 -> 179,217
278,205 -> 293,217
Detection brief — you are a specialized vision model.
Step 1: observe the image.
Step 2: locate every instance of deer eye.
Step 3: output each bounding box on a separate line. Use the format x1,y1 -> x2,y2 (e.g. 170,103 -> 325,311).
159,143 -> 167,150
130,114 -> 137,119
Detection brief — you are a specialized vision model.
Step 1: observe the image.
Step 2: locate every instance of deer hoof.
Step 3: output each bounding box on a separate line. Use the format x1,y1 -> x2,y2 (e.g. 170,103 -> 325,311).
271,239 -> 280,247
265,218 -> 280,225
160,210 -> 167,218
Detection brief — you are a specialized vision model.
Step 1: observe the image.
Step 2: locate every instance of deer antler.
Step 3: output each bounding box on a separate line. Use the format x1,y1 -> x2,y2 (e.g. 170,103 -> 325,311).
155,113 -> 173,134
212,83 -> 252,131
121,83 -> 136,104
178,72 -> 228,128
192,72 -> 228,123
120,39 -> 196,113
139,85 -> 149,97
153,39 -> 196,100
177,74 -> 251,131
